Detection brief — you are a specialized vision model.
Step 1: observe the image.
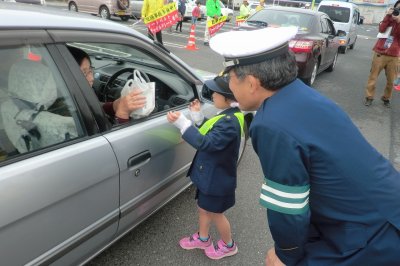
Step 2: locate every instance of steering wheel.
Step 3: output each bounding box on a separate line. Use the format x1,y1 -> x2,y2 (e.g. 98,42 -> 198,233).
103,67 -> 150,102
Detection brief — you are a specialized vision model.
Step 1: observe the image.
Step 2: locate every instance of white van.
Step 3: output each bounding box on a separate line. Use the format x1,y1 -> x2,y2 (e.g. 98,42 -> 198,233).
318,1 -> 361,54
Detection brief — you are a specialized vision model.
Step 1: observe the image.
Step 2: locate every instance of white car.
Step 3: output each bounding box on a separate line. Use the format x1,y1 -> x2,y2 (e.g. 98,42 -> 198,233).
184,0 -> 205,20
220,2 -> 233,22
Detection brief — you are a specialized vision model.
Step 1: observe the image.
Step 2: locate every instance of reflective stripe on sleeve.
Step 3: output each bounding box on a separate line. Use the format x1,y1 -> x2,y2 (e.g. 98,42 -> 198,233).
259,178 -> 310,215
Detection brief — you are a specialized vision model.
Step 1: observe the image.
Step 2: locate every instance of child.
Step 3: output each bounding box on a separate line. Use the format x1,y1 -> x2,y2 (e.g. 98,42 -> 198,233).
166,75 -> 244,260
191,1 -> 201,25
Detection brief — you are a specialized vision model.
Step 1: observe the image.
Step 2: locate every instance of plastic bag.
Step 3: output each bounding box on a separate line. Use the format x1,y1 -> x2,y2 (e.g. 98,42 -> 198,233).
120,70 -> 155,119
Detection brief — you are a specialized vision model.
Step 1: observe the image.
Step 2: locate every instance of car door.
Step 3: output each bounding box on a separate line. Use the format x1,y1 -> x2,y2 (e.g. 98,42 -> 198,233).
325,16 -> 339,63
319,15 -> 335,69
350,8 -> 359,44
51,30 -> 217,238
0,32 -> 119,266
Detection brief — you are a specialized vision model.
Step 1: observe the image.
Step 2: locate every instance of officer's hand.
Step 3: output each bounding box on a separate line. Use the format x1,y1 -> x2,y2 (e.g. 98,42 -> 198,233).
213,15 -> 218,19
265,248 -> 285,266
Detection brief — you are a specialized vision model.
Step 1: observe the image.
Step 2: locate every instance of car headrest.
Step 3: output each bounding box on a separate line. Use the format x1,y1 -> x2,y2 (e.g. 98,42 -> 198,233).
8,59 -> 57,110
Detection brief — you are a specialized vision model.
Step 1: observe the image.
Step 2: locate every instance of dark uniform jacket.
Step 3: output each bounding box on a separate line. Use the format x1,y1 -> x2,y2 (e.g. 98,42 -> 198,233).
184,107 -> 242,196
251,79 -> 400,265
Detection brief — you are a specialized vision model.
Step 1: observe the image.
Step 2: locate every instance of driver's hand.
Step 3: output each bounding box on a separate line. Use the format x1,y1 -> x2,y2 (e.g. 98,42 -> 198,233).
115,90 -> 146,119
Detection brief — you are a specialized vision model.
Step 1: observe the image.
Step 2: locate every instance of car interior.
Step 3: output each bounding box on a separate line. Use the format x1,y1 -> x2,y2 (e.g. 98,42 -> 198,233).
0,41 -> 200,163
67,43 -> 195,120
0,45 -> 83,162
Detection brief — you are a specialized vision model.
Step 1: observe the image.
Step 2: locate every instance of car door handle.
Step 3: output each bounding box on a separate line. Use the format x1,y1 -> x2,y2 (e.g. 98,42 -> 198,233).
127,150 -> 151,169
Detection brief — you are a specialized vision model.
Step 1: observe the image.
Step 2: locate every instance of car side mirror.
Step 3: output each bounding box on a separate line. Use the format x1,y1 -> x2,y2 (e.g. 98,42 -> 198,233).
336,30 -> 346,37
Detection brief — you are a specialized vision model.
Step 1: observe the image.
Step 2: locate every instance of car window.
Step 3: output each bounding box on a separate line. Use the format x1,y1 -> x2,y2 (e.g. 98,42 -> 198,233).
67,42 -> 195,125
352,10 -> 359,24
248,10 -> 312,32
0,44 -> 85,162
326,18 -> 336,35
320,16 -> 328,33
318,6 -> 350,23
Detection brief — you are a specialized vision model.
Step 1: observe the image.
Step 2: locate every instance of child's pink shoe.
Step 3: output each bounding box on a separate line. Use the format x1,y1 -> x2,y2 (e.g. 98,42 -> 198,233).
205,239 -> 238,260
179,232 -> 212,250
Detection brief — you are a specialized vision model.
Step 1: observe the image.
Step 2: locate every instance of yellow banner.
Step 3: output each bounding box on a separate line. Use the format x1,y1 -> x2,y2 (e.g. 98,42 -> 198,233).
235,15 -> 248,21
207,16 -> 227,27
143,2 -> 177,24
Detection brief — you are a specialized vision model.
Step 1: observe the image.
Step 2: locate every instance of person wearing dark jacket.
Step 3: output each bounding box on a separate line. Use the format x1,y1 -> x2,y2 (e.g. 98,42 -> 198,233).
176,0 -> 186,32
167,75 -> 244,260
210,26 -> 400,266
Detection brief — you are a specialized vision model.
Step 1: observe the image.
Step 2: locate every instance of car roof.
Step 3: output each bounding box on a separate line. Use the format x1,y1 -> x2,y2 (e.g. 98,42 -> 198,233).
318,0 -> 358,8
263,6 -> 324,16
0,2 -> 142,37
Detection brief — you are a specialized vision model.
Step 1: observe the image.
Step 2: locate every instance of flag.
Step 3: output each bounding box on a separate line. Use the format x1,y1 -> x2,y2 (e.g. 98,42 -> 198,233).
143,2 -> 179,34
235,15 -> 247,27
207,16 -> 227,36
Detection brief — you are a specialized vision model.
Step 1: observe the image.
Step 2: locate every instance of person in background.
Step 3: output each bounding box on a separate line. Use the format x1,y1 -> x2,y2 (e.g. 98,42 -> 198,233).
167,75 -> 244,260
256,0 -> 265,12
68,46 -> 146,124
142,0 -> 164,44
191,1 -> 201,25
168,0 -> 174,32
239,0 -> 250,18
210,26 -> 400,265
176,0 -> 186,32
364,0 -> 400,107
204,0 -> 221,46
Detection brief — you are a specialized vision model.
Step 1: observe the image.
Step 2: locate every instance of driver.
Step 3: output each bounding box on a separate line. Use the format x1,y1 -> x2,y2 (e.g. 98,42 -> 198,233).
68,46 -> 146,124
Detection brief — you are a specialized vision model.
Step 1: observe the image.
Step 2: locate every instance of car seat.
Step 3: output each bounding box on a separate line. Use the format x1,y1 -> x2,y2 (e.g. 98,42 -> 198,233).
0,59 -> 78,153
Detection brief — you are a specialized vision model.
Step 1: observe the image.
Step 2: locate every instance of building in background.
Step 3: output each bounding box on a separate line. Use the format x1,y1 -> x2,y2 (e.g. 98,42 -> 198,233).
353,0 -> 392,24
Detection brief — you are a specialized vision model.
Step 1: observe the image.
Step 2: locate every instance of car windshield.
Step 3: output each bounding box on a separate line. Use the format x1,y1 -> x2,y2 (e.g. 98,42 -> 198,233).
318,6 -> 350,23
247,9 -> 313,32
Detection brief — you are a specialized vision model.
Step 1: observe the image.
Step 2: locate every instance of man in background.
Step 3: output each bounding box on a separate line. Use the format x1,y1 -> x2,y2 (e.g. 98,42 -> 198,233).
204,0 -> 221,46
364,0 -> 400,107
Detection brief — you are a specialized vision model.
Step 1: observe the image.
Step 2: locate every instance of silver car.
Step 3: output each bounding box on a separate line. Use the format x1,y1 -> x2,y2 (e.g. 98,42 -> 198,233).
0,3 -> 250,265
68,0 -> 132,21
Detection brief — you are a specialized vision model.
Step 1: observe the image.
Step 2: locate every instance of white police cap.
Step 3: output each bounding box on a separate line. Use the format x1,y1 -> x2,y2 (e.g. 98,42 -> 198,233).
210,27 -> 298,69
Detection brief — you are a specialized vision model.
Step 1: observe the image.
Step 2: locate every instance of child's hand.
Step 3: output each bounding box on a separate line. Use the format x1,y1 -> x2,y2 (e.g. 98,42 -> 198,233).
168,111 -> 191,134
189,99 -> 201,112
167,111 -> 181,123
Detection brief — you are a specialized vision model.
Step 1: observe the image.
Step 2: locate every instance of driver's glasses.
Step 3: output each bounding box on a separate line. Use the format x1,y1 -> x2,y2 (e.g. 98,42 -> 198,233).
83,66 -> 94,77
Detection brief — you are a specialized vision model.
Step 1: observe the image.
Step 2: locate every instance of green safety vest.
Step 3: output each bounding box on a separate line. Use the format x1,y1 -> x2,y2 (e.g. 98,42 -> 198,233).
198,112 -> 245,137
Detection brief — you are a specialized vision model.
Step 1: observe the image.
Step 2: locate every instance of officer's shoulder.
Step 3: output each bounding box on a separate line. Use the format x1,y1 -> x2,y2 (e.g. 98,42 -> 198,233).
223,115 -> 232,121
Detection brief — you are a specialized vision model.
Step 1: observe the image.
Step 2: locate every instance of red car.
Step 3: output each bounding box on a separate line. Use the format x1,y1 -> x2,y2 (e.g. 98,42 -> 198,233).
236,6 -> 345,85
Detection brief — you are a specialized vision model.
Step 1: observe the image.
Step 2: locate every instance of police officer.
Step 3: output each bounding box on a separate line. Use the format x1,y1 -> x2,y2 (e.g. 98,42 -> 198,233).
209,27 -> 400,265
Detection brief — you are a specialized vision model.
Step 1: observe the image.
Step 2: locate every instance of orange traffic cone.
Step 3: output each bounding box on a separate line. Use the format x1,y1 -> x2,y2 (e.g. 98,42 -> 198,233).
185,24 -> 199,51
